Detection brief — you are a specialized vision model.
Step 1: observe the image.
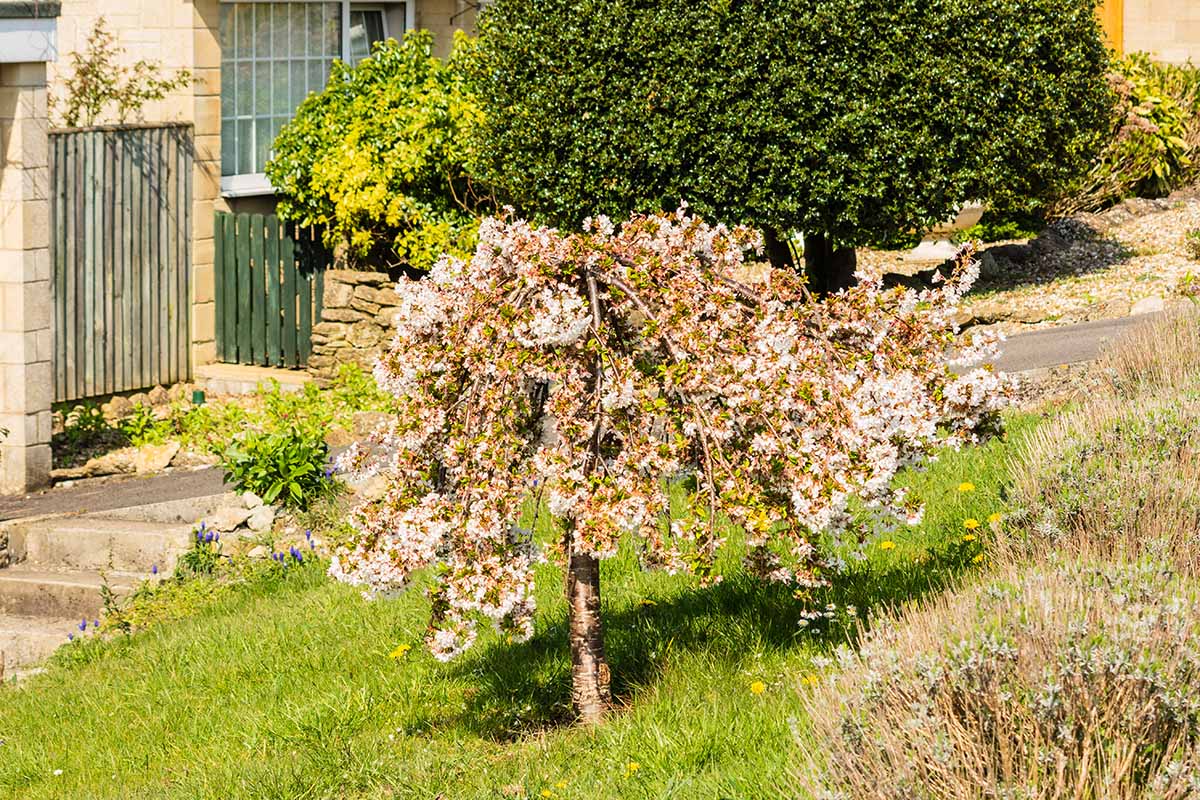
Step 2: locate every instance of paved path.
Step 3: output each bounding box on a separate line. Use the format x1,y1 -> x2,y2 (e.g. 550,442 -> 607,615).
0,467 -> 228,523
954,313 -> 1158,374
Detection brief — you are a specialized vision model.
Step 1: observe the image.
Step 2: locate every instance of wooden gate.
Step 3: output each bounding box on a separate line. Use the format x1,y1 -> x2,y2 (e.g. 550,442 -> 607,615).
213,212 -> 326,368
49,124 -> 193,403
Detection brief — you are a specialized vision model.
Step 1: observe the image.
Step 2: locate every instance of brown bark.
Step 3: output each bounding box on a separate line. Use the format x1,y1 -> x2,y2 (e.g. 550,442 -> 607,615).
762,227 -> 796,272
566,547 -> 611,724
802,231 -> 858,295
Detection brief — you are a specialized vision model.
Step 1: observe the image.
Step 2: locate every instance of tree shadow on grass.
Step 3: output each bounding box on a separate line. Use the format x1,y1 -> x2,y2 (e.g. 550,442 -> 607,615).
444,539 -> 982,741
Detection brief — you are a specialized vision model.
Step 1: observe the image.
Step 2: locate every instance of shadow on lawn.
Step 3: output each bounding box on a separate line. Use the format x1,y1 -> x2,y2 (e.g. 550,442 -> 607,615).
444,537 -> 982,741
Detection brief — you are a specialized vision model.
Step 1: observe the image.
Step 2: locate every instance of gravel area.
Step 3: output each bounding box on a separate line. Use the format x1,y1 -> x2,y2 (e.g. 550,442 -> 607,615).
863,186 -> 1200,335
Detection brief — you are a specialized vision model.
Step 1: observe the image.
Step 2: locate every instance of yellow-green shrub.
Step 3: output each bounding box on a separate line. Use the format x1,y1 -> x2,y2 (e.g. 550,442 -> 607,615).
267,31 -> 486,271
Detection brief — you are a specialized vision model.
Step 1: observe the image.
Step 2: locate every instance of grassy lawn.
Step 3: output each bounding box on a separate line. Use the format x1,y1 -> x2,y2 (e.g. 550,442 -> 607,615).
0,412 -> 1043,800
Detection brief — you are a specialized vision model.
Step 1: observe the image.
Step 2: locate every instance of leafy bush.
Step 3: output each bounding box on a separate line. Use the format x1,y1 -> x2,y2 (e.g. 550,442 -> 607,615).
1054,53 -> 1200,215
468,0 -> 1111,288
119,404 -> 169,447
799,560 -> 1200,797
267,31 -> 485,271
220,426 -> 337,509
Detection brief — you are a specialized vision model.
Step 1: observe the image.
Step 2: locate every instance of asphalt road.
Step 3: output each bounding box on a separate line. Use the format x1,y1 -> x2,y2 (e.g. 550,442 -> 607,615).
953,313 -> 1158,374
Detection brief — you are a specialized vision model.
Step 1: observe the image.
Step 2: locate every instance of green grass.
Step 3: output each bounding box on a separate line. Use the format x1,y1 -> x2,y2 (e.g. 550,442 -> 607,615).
0,412 -> 1044,800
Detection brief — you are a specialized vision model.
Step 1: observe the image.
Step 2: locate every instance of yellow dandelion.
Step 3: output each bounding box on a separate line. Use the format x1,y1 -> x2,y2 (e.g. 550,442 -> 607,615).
962,533 -> 976,543
988,512 -> 1002,525
972,553 -> 985,564
958,482 -> 976,493
541,791 -> 554,798
879,540 -> 896,551
555,781 -> 567,789
801,673 -> 819,687
638,598 -> 657,607
963,518 -> 980,530
389,644 -> 412,660
750,680 -> 766,695
624,761 -> 640,777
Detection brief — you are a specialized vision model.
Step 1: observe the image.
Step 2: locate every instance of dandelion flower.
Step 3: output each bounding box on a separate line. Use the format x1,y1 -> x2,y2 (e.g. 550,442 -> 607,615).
879,540 -> 896,551
988,512 -> 1002,525
962,533 -> 976,542
624,761 -> 640,776
389,644 -> 412,660
541,790 -> 553,798
750,680 -> 766,695
801,674 -> 819,687
555,781 -> 567,789
972,553 -> 984,564
958,482 -> 975,493
963,518 -> 980,530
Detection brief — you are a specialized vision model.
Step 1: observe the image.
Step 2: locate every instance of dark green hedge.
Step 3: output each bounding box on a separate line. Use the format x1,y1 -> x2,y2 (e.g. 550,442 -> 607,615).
468,0 -> 1112,250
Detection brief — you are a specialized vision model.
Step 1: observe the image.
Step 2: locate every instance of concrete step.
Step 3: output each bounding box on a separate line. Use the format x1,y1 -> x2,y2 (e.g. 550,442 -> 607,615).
0,566 -> 143,619
0,614 -> 78,680
7,517 -> 194,573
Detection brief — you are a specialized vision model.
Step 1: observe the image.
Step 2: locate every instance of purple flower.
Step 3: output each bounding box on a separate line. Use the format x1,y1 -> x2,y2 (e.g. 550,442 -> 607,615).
78,619 -> 87,632
305,530 -> 312,540
92,619 -> 100,629
151,564 -> 158,575
68,633 -> 74,642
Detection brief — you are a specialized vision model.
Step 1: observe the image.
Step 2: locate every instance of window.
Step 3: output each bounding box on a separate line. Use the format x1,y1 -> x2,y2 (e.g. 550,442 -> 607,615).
219,1 -> 404,196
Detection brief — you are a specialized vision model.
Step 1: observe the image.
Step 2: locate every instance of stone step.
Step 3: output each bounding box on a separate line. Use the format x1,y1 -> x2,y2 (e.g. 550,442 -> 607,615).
6,517 -> 194,573
0,566 -> 143,619
0,614 -> 78,680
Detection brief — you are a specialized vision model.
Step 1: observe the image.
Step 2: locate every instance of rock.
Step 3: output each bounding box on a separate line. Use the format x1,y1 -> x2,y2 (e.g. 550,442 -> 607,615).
134,441 -> 180,474
246,505 -> 276,533
349,298 -> 382,316
346,323 -> 381,349
323,280 -> 356,308
241,491 -> 265,509
348,473 -> 389,502
952,310 -> 975,329
976,251 -> 1007,281
323,308 -> 367,323
147,385 -> 170,406
1131,296 -> 1165,316
208,505 -> 253,532
1029,228 -> 1070,257
167,383 -> 195,402
324,427 -> 354,448
128,392 -> 150,407
170,448 -> 220,469
352,411 -> 392,438
324,268 -> 390,286
101,395 -> 134,422
247,545 -> 270,560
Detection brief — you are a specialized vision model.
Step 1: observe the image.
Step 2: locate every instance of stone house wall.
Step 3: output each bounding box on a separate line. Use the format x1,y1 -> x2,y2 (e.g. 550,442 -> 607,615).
1123,0 -> 1200,64
308,270 -> 401,382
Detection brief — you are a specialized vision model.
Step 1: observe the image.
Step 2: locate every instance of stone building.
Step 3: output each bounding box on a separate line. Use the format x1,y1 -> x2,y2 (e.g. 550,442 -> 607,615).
1102,0 -> 1200,63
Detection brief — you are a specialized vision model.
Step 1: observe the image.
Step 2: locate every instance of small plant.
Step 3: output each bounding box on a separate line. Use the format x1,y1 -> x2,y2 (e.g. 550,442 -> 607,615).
1186,228 -> 1200,260
176,523 -> 225,576
53,17 -> 191,127
52,400 -> 125,467
119,403 -> 168,447
221,426 -> 337,510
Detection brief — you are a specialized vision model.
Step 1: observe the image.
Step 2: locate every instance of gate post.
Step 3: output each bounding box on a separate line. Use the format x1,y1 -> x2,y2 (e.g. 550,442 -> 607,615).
0,54 -> 54,494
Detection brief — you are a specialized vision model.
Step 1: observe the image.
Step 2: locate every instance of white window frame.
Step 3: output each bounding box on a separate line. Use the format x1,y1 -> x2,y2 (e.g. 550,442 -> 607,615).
218,0 -> 408,197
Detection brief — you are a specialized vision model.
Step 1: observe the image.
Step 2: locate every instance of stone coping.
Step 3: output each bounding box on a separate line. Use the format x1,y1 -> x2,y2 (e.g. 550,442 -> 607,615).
0,1 -> 61,18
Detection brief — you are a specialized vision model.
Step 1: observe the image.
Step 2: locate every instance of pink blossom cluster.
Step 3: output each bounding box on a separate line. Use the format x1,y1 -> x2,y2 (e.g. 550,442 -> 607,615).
330,207 -> 1011,660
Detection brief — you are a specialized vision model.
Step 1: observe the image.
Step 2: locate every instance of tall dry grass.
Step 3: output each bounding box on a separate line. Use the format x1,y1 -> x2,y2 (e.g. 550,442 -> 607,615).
1004,307 -> 1200,574
797,560 -> 1200,799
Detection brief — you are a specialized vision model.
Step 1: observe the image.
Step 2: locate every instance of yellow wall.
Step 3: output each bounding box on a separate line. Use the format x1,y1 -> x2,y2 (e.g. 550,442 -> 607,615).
1123,0 -> 1200,64
1099,0 -> 1124,53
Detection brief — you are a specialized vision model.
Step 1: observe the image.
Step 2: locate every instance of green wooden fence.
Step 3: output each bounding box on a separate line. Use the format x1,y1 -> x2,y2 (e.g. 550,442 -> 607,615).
213,211 -> 326,367
49,124 -> 193,402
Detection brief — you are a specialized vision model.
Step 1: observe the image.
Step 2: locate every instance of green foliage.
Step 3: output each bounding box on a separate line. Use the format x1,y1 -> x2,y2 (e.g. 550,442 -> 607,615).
1187,228 -> 1200,261
468,0 -> 1111,249
953,208 -> 1044,243
176,524 -> 227,578
220,425 -> 338,509
268,31 -> 486,271
1056,53 -> 1200,214
118,404 -> 169,447
53,17 -> 191,128
51,401 -> 125,468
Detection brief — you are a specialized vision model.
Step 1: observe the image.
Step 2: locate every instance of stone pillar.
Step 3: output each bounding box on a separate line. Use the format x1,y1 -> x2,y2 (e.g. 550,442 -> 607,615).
190,0 -> 224,369
0,61 -> 52,494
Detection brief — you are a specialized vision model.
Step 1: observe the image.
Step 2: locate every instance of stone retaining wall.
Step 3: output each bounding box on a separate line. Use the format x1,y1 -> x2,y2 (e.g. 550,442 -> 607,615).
308,270 -> 402,382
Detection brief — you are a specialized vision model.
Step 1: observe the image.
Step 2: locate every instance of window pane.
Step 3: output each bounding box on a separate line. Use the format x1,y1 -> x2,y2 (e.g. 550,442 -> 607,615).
219,3 -> 234,51
290,59 -> 308,109
289,3 -> 307,57
272,60 -> 290,117
324,3 -> 341,55
272,3 -> 290,56
235,61 -> 252,117
256,118 -> 274,172
255,60 -> 271,117
235,3 -> 253,57
308,59 -> 327,95
254,3 -> 271,58
237,118 -> 253,176
349,10 -> 385,64
221,119 -> 236,178
307,4 -> 323,57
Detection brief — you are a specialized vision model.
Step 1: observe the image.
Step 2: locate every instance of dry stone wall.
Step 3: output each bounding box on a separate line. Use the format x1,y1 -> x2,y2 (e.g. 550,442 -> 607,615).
308,270 -> 402,382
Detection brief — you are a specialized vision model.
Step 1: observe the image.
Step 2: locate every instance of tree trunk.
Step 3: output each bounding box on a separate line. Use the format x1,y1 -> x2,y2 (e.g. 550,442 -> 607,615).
802,232 -> 858,295
762,227 -> 796,272
566,548 -> 611,724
